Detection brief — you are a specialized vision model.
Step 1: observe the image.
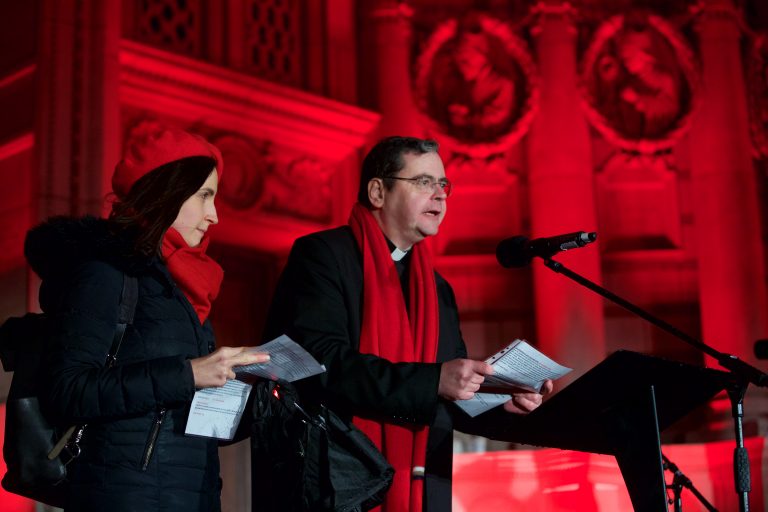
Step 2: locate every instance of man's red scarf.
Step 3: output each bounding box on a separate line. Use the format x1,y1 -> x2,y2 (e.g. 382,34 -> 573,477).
348,203 -> 439,512
161,227 -> 223,324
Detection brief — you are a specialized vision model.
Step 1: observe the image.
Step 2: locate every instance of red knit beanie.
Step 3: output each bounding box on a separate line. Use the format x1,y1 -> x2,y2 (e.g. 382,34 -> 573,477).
112,128 -> 223,198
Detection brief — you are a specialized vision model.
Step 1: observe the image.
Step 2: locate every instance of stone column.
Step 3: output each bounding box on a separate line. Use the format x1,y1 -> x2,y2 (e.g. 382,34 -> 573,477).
34,0 -> 121,220
325,0 -> 357,104
368,0 -> 421,137
29,0 -> 120,305
689,0 -> 768,368
526,2 -> 605,381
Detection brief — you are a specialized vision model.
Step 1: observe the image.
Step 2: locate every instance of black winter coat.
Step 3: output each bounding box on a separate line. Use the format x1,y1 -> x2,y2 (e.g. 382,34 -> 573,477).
25,217 -> 221,512
259,226 -> 519,512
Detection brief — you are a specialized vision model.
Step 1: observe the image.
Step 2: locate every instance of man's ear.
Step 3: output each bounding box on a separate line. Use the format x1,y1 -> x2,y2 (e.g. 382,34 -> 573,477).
368,178 -> 385,208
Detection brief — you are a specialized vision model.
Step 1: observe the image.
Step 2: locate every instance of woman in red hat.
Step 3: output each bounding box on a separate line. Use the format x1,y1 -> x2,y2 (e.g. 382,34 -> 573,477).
25,127 -> 266,511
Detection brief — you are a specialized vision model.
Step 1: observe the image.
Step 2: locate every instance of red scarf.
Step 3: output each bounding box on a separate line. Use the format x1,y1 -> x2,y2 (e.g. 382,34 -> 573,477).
161,227 -> 224,324
348,203 -> 439,512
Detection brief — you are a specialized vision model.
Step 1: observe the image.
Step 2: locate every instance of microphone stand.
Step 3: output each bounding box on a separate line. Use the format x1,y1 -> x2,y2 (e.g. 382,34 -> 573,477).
662,453 -> 718,512
541,257 -> 767,512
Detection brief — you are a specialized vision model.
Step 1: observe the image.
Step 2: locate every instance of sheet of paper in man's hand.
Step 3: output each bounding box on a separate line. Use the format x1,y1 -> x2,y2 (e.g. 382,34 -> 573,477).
185,335 -> 325,440
456,339 -> 572,418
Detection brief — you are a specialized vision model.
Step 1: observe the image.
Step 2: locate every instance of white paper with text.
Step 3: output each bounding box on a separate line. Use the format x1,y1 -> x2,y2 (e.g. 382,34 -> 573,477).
234,334 -> 326,382
185,379 -> 252,440
456,339 -> 571,417
185,335 -> 325,440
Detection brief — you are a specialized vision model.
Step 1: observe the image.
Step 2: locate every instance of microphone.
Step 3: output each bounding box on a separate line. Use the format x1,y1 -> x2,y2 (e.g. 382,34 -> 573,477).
496,231 -> 598,268
755,340 -> 768,360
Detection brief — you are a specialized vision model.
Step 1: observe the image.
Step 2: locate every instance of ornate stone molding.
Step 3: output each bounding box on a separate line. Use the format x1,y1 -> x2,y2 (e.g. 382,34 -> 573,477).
0,133 -> 34,161
369,1 -> 414,22
529,0 -> 578,35
119,40 -> 380,161
119,40 -> 379,252
690,0 -> 742,24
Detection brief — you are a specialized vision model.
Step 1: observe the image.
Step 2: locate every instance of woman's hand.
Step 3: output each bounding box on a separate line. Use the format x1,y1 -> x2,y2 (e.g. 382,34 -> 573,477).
190,347 -> 269,388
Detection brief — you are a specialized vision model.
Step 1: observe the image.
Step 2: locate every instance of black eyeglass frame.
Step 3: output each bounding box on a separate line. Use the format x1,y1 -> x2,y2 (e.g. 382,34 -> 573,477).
383,175 -> 453,197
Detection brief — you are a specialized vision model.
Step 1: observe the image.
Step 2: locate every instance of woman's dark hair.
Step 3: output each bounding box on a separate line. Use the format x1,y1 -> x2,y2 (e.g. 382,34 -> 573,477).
109,156 -> 217,257
357,136 -> 439,208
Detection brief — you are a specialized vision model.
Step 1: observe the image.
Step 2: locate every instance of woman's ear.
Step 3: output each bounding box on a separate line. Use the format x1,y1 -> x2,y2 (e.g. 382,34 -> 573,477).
368,178 -> 385,208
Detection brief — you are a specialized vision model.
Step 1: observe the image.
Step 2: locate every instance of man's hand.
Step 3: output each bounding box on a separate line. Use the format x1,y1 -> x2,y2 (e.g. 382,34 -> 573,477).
438,359 -> 494,401
501,379 -> 554,415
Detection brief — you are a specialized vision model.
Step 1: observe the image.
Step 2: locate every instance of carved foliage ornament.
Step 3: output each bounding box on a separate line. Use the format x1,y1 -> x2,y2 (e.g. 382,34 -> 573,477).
259,157 -> 333,222
212,134 -> 333,223
580,13 -> 699,153
213,135 -> 269,211
415,15 -> 539,158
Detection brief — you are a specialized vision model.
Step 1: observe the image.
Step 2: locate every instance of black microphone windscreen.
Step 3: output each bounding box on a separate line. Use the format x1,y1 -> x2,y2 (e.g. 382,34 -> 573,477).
755,340 -> 768,360
496,236 -> 531,268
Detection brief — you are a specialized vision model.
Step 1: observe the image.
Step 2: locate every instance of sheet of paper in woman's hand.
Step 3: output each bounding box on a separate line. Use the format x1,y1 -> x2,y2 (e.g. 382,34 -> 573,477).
186,335 -> 325,440
185,379 -> 252,440
234,334 -> 326,382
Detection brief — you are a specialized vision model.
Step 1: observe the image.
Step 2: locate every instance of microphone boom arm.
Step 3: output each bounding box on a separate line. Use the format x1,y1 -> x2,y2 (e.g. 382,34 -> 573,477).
543,259 -> 767,388
541,256 -> 766,512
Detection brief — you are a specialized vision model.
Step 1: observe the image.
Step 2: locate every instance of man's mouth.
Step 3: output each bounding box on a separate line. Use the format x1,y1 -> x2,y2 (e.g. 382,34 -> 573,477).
424,209 -> 441,217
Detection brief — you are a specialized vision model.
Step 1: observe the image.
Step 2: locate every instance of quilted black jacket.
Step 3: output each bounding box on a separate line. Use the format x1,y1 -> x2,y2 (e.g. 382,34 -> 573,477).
25,216 -> 221,512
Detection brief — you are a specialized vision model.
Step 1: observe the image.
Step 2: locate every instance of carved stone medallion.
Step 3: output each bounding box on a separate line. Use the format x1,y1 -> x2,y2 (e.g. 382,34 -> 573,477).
580,13 -> 698,153
415,15 -> 539,158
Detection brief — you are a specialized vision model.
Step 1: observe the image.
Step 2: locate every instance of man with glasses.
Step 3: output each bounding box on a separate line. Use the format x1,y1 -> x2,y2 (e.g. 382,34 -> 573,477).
260,136 -> 551,511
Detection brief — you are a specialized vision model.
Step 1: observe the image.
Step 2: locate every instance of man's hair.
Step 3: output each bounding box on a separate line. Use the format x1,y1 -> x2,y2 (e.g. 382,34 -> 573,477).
108,156 -> 217,257
357,136 -> 439,208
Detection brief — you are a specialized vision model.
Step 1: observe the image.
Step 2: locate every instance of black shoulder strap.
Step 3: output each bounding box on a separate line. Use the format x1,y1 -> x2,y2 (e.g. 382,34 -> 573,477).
117,274 -> 139,325
106,274 -> 138,368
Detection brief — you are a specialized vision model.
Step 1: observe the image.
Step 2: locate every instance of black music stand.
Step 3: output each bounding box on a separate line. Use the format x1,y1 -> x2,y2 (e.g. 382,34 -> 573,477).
502,350 -> 732,512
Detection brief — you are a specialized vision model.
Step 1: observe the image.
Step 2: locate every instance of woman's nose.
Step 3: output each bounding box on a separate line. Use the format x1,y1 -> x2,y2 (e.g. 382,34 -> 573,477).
206,203 -> 219,225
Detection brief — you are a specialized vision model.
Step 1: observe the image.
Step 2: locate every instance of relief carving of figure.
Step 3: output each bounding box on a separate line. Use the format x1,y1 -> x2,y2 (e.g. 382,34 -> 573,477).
415,16 -> 538,158
582,14 -> 697,152
597,27 -> 681,137
445,30 -> 516,140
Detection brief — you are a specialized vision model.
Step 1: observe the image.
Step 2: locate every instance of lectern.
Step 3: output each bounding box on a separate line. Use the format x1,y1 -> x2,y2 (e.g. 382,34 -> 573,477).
504,350 -> 732,512
495,240 -> 765,512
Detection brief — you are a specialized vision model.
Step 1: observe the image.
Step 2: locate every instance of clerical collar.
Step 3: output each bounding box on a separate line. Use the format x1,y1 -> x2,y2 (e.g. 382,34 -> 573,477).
385,238 -> 410,262
391,247 -> 408,262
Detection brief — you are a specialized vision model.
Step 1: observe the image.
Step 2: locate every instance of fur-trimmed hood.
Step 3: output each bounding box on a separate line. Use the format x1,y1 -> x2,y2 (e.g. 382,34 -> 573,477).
24,216 -> 153,281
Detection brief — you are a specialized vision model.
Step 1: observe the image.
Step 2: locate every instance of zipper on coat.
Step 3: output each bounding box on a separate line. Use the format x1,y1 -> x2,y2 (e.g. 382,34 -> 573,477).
141,408 -> 166,470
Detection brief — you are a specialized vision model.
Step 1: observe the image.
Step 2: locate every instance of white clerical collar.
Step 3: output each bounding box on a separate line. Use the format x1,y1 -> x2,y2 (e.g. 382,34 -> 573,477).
391,247 -> 409,262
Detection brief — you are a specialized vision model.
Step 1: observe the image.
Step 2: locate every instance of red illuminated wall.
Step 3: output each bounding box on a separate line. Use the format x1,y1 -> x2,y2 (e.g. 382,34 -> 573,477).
1,0 -> 768,510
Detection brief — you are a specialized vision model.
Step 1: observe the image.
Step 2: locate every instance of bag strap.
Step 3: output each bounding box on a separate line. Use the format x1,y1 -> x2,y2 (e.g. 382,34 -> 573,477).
52,274 -> 139,462
105,274 -> 138,369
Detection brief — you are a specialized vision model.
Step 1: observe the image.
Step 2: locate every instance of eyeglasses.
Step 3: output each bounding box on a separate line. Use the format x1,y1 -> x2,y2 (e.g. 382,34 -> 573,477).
384,175 -> 453,197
